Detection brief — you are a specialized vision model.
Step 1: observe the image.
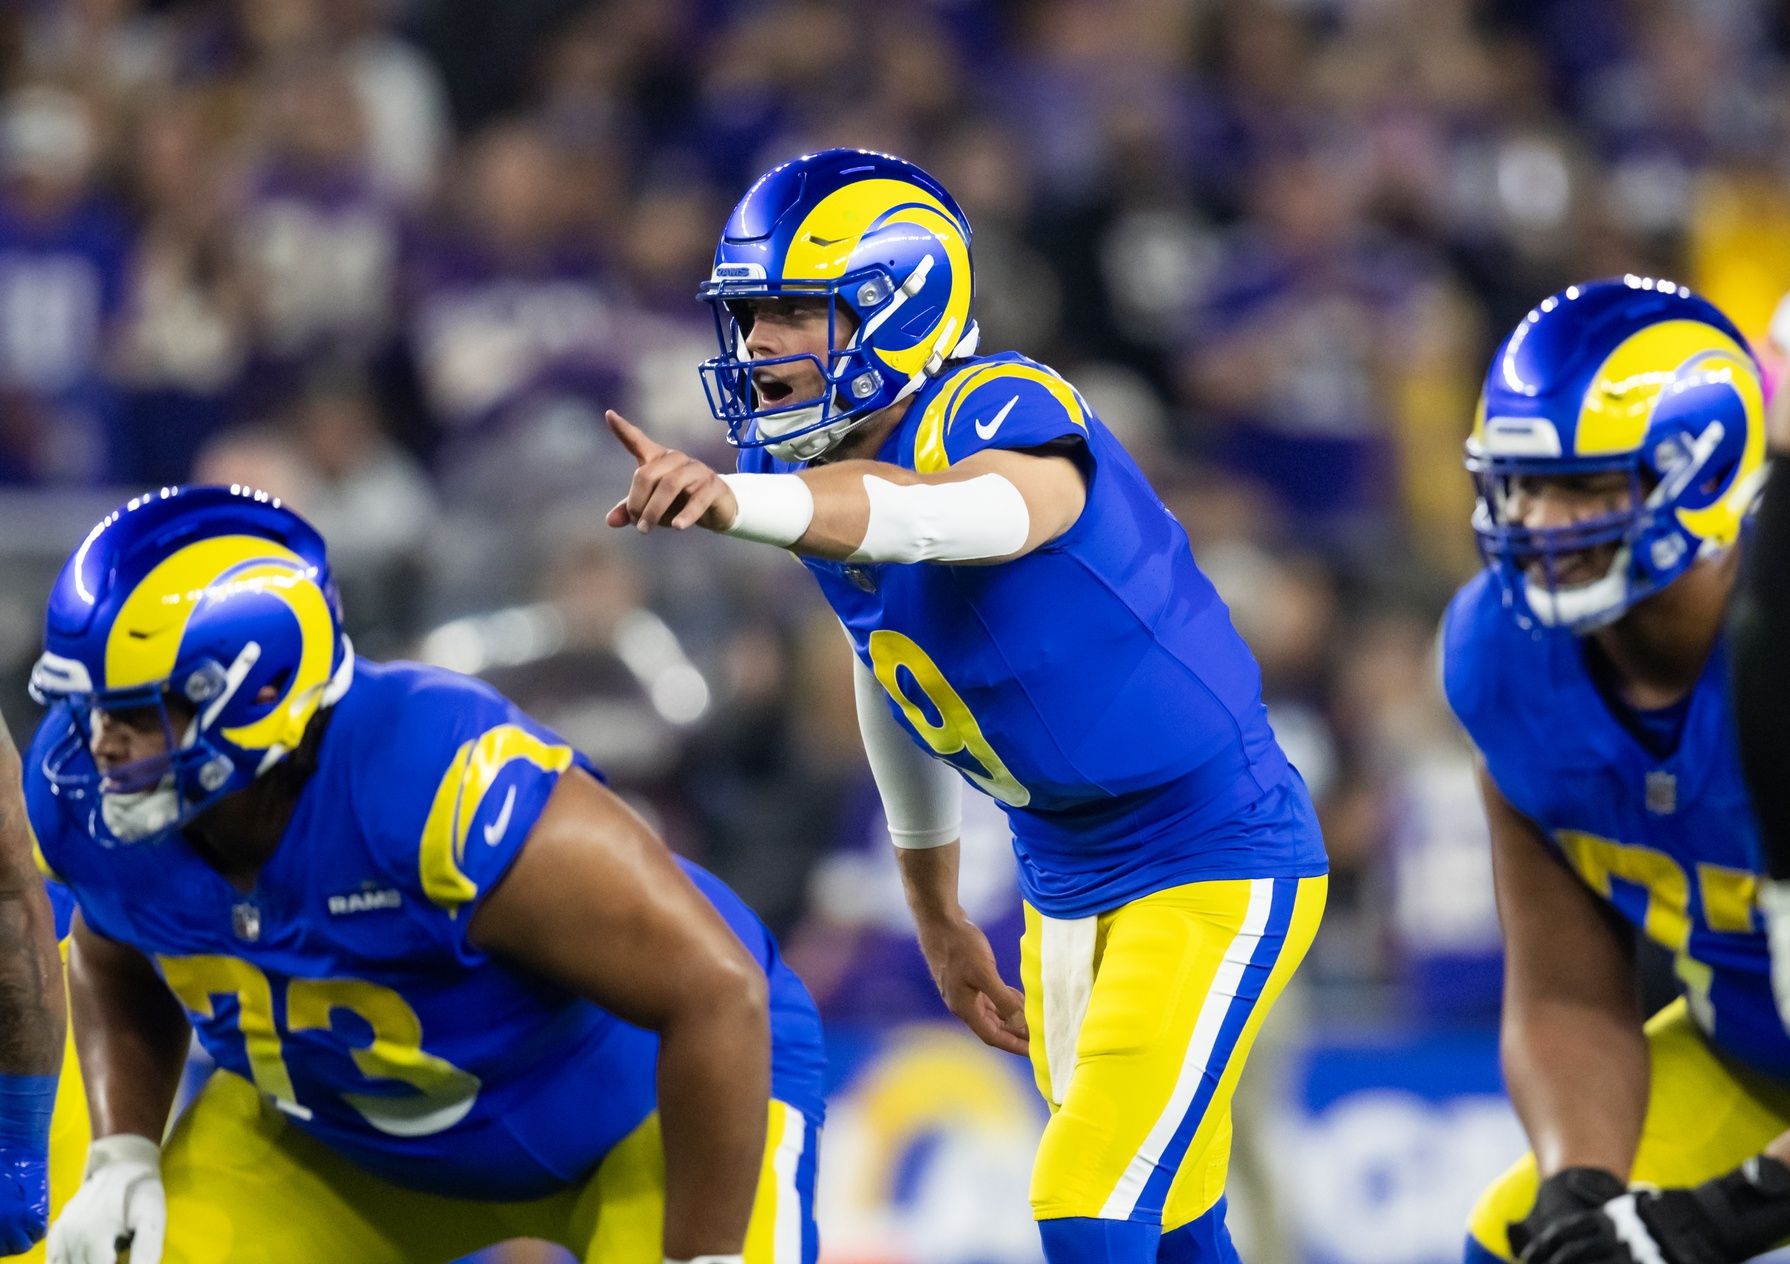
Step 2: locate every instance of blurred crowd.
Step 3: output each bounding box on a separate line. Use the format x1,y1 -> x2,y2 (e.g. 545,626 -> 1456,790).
4,0 -> 1790,1033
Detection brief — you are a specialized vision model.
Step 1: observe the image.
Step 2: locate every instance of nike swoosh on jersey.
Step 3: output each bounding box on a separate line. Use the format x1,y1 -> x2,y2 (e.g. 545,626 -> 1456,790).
483,786 -> 517,847
974,395 -> 1021,442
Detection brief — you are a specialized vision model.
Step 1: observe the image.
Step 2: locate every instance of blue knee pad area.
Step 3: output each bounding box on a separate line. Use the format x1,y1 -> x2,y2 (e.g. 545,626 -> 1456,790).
1038,1217 -> 1162,1263
1158,1198 -> 1238,1264
1038,1200 -> 1238,1264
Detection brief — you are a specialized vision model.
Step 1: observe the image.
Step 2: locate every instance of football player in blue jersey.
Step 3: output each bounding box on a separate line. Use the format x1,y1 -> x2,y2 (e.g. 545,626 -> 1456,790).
0,713 -> 65,1260
604,148 -> 1329,1264
23,485 -> 825,1264
1446,277 -> 1790,1264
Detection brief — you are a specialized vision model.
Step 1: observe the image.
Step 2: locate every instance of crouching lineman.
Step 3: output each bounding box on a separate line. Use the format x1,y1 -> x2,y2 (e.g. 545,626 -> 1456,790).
1447,277 -> 1790,1263
606,148 -> 1328,1263
23,485 -> 824,1264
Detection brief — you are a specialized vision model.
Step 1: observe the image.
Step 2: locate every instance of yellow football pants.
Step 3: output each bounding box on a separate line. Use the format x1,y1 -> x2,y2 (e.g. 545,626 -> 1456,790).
1020,875 -> 1326,1230
1467,999 -> 1790,1259
152,1070 -> 816,1264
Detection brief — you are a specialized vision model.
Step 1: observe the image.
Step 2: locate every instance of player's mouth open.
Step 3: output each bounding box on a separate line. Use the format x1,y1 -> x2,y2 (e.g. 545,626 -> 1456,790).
755,375 -> 795,405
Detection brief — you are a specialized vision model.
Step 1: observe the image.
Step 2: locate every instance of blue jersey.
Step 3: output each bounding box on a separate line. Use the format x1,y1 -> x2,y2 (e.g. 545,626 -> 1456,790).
46,880 -> 73,940
1442,571 -> 1787,1079
26,659 -> 825,1200
741,351 -> 1327,917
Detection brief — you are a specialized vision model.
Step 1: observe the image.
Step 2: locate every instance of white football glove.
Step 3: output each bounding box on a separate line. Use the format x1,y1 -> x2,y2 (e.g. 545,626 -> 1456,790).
1758,878 -> 1790,1034
48,1134 -> 164,1264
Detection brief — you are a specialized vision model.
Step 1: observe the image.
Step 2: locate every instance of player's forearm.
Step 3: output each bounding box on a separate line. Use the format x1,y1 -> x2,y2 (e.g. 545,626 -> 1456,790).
1502,998 -> 1648,1178
654,978 -> 771,1258
68,924 -> 188,1140
0,886 -> 63,1078
0,740 -> 62,1077
897,841 -> 967,932
724,459 -> 1036,564
785,460 -> 893,559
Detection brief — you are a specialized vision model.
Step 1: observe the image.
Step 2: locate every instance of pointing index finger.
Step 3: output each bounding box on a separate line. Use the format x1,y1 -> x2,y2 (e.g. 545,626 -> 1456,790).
605,409 -> 662,464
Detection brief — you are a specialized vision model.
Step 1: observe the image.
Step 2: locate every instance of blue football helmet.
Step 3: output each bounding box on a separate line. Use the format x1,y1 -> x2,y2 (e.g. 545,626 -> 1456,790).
29,485 -> 352,845
696,148 -> 979,462
1467,276 -> 1766,632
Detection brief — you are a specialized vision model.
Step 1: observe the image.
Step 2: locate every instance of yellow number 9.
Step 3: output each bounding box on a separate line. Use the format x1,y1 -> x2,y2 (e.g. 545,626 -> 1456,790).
868,629 -> 1031,807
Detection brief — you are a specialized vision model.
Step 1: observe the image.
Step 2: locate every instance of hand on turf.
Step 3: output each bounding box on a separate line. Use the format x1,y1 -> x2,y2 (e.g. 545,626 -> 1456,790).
1520,1156 -> 1790,1264
1520,1189 -> 1728,1264
914,915 -> 1029,1057
48,1134 -> 164,1264
605,411 -> 738,535
0,1141 -> 48,1254
1510,1167 -> 1626,1259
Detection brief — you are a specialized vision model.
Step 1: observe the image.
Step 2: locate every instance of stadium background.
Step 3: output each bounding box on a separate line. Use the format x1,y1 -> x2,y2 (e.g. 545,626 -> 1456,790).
1,0 -> 1787,1259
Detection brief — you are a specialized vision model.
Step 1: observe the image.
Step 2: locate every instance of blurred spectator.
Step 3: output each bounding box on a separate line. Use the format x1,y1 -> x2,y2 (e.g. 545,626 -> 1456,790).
407,120 -> 619,474
0,84 -> 129,484
321,0 -> 452,204
671,608 -> 864,938
289,368 -> 438,645
1175,138 -> 1450,542
113,85 -> 250,483
189,418 -> 320,506
236,49 -> 402,391
19,0 -> 172,95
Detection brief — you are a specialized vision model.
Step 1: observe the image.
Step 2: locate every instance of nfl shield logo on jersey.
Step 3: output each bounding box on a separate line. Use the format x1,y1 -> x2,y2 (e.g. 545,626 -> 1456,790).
1645,770 -> 1677,816
232,899 -> 262,942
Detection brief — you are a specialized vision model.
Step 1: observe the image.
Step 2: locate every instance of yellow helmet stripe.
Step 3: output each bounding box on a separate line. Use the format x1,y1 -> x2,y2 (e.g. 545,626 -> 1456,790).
1575,320 -> 1749,456
104,536 -> 307,691
782,179 -> 957,281
780,179 -> 973,381
1674,347 -> 1765,547
216,560 -> 338,752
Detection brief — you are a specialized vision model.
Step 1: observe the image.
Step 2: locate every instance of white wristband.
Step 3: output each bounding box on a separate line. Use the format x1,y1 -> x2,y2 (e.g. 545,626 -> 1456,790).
719,474 -> 814,547
665,1257 -> 745,1264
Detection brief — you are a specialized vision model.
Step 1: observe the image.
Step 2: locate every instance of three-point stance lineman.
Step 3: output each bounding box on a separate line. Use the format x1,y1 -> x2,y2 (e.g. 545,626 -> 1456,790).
607,148 -> 1328,1264
1448,278 -> 1790,1264
26,485 -> 824,1264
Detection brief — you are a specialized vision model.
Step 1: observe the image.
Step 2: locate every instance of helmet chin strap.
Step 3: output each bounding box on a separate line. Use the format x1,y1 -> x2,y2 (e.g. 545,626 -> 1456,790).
99,712 -> 199,844
98,642 -> 356,843
1522,543 -> 1634,631
100,773 -> 179,843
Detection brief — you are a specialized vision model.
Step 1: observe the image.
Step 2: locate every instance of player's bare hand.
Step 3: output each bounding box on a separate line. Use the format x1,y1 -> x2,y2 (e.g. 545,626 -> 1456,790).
916,917 -> 1029,1056
604,411 -> 738,534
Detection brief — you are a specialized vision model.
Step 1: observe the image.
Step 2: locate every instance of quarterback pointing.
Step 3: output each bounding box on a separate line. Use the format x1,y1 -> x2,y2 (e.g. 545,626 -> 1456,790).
24,485 -> 823,1264
607,148 -> 1328,1263
1447,278 -> 1790,1264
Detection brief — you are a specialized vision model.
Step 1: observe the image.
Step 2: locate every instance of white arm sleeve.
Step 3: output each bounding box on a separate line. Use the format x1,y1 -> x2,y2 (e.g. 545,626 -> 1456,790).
849,473 -> 1030,564
852,649 -> 963,848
